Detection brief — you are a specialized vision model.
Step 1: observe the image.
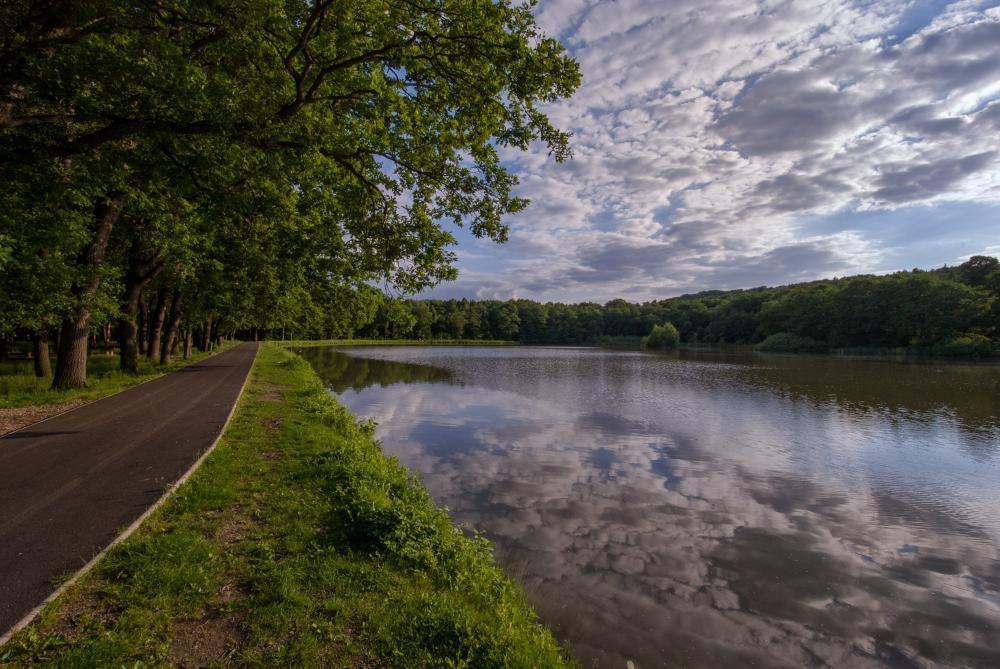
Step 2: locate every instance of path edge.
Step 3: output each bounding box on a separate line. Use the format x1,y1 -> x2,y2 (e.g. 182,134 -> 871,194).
0,342 -> 240,439
0,343 -> 259,648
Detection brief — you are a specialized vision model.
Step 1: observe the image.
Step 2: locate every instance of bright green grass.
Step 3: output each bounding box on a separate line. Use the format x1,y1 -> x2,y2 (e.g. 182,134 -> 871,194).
279,338 -> 517,347
0,344 -> 577,668
0,344 -> 236,410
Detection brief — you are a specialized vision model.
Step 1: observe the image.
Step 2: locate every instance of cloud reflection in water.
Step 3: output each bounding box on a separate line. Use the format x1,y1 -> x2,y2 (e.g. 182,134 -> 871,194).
298,346 -> 1000,668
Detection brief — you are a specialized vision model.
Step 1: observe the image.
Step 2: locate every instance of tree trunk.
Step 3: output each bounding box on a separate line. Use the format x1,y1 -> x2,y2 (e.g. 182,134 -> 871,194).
32,330 -> 51,377
145,285 -> 168,360
183,328 -> 193,359
200,317 -> 212,352
52,193 -> 122,390
137,292 -> 148,354
118,237 -> 163,373
119,295 -> 142,373
160,290 -> 183,365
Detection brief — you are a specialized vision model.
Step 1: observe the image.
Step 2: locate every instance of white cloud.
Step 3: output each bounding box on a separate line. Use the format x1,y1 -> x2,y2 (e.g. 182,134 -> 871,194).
429,1 -> 1000,302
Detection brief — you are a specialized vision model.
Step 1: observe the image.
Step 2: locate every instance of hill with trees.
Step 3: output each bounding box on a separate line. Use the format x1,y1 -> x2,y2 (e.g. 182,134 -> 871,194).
361,256 -> 1000,357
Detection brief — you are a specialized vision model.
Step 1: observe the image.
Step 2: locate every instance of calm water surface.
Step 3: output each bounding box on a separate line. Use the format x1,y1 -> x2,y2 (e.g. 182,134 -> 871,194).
297,346 -> 1000,669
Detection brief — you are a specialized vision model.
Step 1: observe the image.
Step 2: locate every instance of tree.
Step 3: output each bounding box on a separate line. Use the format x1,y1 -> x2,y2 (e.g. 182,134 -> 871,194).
644,323 -> 680,350
957,255 -> 1000,287
1,0 -> 580,387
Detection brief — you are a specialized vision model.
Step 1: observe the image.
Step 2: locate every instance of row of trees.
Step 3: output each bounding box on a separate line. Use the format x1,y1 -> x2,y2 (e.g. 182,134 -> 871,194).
364,256 -> 1000,352
0,0 -> 580,387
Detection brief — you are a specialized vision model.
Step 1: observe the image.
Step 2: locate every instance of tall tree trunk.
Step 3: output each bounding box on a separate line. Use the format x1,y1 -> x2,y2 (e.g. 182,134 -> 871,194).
183,328 -> 193,359
160,290 -> 183,365
145,285 -> 168,360
119,290 -> 142,373
200,317 -> 212,352
137,292 -> 148,354
32,330 -> 51,377
118,237 -> 163,373
52,193 -> 123,390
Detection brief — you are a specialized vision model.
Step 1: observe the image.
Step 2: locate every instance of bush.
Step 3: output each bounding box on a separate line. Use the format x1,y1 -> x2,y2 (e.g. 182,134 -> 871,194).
755,332 -> 827,353
932,333 -> 997,358
644,323 -> 680,350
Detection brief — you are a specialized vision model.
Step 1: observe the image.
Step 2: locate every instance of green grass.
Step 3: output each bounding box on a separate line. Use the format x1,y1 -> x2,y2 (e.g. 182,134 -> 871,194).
279,339 -> 517,348
592,335 -> 645,350
0,344 -> 576,668
0,344 -> 236,410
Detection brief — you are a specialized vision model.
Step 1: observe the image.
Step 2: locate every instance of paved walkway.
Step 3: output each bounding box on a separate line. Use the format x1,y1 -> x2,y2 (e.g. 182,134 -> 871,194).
0,342 -> 257,638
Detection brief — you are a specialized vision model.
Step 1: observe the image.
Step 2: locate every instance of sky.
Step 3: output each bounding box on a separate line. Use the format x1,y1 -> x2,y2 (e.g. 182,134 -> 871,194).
421,0 -> 1000,303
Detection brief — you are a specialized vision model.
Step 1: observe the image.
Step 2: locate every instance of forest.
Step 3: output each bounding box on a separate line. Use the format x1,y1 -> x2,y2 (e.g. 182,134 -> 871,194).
0,0 -> 579,388
358,255 -> 1000,356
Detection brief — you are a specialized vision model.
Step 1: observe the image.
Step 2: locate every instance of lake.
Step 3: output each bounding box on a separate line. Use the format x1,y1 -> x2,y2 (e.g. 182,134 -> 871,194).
296,345 -> 1000,668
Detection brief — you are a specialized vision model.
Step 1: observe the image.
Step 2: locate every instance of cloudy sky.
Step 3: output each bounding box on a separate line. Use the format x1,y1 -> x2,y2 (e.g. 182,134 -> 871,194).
424,0 -> 1000,303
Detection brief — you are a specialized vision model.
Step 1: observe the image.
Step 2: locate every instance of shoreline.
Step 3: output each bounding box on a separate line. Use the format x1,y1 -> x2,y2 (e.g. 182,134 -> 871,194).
1,344 -> 576,667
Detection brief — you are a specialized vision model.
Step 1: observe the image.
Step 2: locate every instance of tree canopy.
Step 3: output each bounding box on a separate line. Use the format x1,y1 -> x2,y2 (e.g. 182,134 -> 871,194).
359,257 -> 1000,357
0,0 -> 580,386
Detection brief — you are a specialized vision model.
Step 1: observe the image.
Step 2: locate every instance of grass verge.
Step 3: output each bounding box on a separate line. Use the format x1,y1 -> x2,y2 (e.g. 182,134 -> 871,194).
0,343 -> 238,410
0,344 -> 576,668
279,339 -> 517,348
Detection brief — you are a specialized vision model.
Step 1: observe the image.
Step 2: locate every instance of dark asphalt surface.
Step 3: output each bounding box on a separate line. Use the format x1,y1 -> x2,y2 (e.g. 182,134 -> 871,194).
0,342 -> 257,637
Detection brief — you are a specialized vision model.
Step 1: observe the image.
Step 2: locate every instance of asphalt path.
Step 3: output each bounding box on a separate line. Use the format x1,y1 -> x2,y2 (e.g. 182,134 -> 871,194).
0,342 -> 257,638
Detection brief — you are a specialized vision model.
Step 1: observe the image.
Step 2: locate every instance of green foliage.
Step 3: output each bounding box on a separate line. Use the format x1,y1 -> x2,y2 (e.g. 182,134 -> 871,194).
0,0 -> 580,385
957,255 -> 1000,287
370,258 -> 999,358
1,346 -> 576,667
644,322 -> 680,350
932,333 -> 997,359
755,333 -> 828,353
592,335 -> 645,349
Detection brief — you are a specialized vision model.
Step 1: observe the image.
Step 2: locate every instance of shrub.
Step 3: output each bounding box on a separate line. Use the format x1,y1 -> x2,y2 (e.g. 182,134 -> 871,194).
932,333 -> 997,358
644,323 -> 680,350
755,332 -> 827,353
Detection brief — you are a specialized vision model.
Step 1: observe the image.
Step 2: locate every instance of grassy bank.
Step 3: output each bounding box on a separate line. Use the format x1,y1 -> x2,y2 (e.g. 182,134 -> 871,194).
0,343 -> 237,410
0,345 -> 575,668
279,339 -> 517,348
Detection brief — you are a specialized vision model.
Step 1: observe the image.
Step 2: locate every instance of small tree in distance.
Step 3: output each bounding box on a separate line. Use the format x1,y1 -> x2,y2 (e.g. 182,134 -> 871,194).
644,323 -> 680,350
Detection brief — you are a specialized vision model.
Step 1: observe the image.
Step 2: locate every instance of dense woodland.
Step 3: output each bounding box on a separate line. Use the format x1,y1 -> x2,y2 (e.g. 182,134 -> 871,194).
358,256 -> 1000,356
0,0 -> 579,387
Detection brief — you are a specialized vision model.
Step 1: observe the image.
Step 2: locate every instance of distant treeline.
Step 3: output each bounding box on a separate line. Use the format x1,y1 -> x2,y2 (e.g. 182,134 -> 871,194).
358,256 -> 1000,357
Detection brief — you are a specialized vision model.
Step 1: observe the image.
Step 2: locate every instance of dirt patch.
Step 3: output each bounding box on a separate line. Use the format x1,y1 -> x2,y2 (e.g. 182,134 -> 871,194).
259,383 -> 286,401
48,579 -> 121,640
0,400 -> 89,437
261,415 -> 283,433
216,514 -> 254,545
168,614 -> 244,668
259,450 -> 282,461
215,580 -> 249,605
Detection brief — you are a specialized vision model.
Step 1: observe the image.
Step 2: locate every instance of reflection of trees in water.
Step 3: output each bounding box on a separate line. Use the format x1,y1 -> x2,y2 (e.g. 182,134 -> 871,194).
294,348 -> 454,392
675,351 -> 1000,446
321,350 -> 1000,667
